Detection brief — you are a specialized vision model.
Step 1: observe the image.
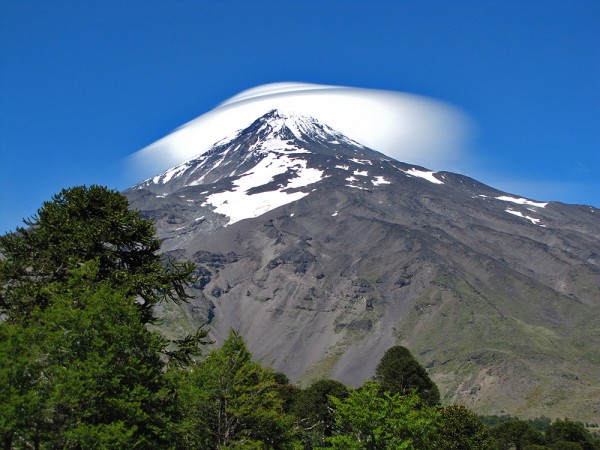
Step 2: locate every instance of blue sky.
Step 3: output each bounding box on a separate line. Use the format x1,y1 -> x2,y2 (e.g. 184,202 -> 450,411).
1,0 -> 598,233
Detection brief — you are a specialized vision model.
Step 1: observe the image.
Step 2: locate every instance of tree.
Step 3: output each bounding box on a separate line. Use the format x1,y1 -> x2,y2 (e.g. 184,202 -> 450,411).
546,419 -> 597,450
325,381 -> 440,449
272,371 -> 301,414
374,345 -> 440,406
0,320 -> 49,449
0,186 -> 207,448
290,379 -> 348,448
0,185 -> 195,324
174,330 -> 298,449
490,419 -> 546,450
436,404 -> 498,449
0,262 -> 180,448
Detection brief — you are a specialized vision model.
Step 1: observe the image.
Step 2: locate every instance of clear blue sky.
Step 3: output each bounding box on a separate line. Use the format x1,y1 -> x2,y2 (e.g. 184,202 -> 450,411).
1,0 -> 598,233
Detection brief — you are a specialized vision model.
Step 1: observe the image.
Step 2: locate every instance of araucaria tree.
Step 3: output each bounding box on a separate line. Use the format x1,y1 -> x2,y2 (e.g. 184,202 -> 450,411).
374,345 -> 441,406
0,184 -> 195,323
0,185 -> 205,448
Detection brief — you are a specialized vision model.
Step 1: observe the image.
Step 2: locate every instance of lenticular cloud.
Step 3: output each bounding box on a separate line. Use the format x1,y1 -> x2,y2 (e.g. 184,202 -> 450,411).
129,82 -> 472,179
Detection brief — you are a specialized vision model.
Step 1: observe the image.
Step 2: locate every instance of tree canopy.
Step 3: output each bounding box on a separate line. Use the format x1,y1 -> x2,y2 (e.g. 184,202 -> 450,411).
436,404 -> 498,449
0,262 -> 179,448
0,186 -> 204,448
0,185 -> 194,323
490,419 -> 546,450
174,329 -> 297,449
374,345 -> 440,406
325,381 -> 440,449
2,185 -> 599,449
291,378 -> 348,448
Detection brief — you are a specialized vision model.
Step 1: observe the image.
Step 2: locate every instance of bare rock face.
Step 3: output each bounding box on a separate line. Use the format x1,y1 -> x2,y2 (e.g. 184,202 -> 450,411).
125,110 -> 600,421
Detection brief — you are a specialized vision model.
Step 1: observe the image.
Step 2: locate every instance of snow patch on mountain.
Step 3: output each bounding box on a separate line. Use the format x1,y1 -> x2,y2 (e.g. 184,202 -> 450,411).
144,157 -> 205,187
403,168 -> 444,185
496,196 -> 548,208
346,184 -> 367,190
204,153 -> 323,225
505,208 -> 542,225
349,158 -> 372,165
262,110 -> 362,148
372,176 -> 391,186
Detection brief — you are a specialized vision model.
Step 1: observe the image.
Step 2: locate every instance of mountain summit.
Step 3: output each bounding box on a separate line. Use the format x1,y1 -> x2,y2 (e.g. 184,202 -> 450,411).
131,108 -> 396,230
126,109 -> 600,421
134,109 -> 377,193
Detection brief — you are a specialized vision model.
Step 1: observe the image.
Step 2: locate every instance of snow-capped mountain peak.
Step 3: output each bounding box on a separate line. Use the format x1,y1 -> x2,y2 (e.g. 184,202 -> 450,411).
250,109 -> 364,148
131,109 -> 558,232
131,109 -> 395,227
134,109 -> 374,191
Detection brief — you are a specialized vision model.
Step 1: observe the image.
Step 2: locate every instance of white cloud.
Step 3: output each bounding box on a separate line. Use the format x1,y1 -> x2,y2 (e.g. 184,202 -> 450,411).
128,82 -> 472,180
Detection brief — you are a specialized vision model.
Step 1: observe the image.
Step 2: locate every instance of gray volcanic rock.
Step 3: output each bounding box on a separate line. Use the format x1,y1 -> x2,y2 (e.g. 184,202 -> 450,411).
125,110 -> 600,421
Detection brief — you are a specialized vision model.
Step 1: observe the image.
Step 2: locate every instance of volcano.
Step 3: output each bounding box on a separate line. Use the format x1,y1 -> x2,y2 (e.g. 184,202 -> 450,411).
125,109 -> 600,421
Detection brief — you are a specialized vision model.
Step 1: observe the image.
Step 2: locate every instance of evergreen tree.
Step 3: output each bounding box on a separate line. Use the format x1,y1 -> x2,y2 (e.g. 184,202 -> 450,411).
374,345 -> 440,406
546,419 -> 597,450
175,330 -> 298,449
0,321 -> 49,449
0,186 -> 206,448
490,419 -> 546,450
272,371 -> 301,414
1,262 -> 179,448
291,379 -> 348,448
436,404 -> 498,449
0,185 -> 195,324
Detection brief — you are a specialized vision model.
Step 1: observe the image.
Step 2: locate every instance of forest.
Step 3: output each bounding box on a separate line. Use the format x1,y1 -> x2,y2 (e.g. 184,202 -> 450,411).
1,186 -> 598,449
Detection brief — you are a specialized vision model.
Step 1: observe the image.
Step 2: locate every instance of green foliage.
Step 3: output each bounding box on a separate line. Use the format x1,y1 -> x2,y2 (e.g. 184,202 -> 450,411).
273,371 -> 301,414
324,381 -> 440,449
174,329 -> 298,449
480,414 -> 518,427
291,379 -> 348,448
374,345 -> 440,406
546,419 -> 597,450
0,185 -> 195,324
549,443 -> 584,450
436,404 -> 498,449
530,417 -> 553,433
0,186 -> 208,448
491,419 -> 546,450
0,321 -> 49,449
480,414 -> 553,432
0,262 -> 178,448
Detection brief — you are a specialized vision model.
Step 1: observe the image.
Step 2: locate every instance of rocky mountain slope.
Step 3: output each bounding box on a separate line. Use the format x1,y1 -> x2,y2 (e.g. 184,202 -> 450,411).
125,110 -> 600,421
